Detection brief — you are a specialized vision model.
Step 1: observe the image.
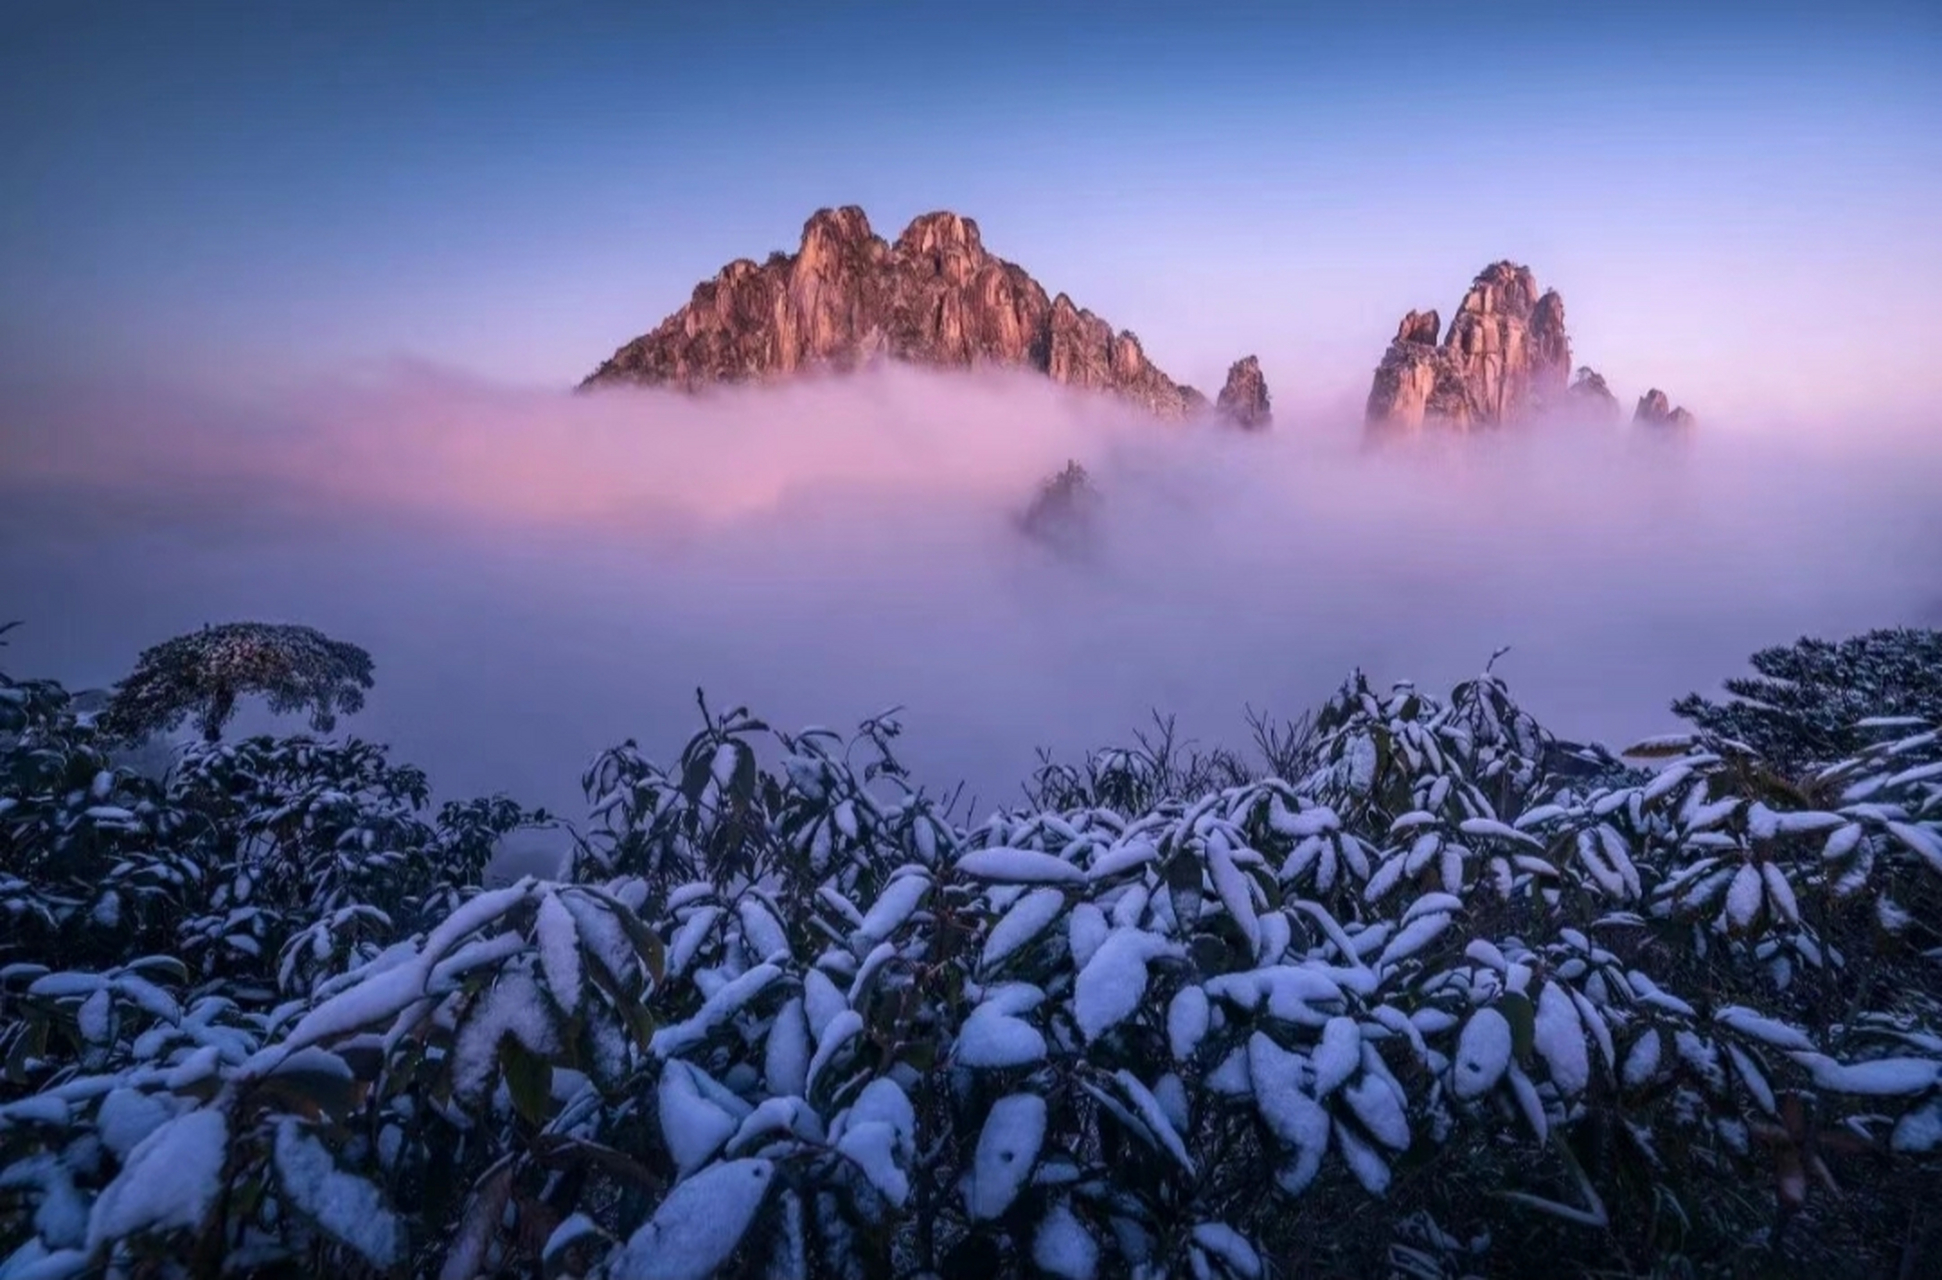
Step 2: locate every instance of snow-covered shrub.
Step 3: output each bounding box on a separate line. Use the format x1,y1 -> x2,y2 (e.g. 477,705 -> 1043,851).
3,638 -> 1939,1278
1,654 -> 198,974
163,736 -> 542,999
1024,712 -> 1255,817
1672,627 -> 1942,773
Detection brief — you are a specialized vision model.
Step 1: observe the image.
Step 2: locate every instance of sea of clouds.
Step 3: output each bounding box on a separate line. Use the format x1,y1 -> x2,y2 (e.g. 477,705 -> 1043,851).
3,362 -> 1938,863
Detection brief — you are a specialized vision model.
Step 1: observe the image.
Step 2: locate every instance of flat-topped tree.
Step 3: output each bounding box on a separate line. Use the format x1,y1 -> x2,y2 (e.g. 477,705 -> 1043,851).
100,621 -> 375,744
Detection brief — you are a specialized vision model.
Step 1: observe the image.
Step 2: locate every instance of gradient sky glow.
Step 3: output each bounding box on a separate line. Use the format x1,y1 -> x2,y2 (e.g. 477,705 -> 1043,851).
3,0 -> 1939,416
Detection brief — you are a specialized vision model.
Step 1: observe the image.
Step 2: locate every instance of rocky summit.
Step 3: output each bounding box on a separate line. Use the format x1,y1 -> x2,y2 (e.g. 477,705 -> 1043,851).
581,206 -> 1236,421
1364,262 -> 1573,433
1633,388 -> 1697,430
1215,355 -> 1272,429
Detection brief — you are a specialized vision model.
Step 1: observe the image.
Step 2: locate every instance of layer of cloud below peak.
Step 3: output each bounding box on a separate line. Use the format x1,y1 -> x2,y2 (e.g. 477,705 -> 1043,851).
2,363 -> 1937,825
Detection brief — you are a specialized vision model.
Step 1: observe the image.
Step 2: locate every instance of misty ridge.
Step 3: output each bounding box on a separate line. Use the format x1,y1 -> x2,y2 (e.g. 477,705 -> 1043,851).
2,359 -> 1939,834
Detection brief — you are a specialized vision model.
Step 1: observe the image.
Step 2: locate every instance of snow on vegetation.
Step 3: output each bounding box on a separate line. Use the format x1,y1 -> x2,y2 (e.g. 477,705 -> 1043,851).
2,628 -> 1940,1277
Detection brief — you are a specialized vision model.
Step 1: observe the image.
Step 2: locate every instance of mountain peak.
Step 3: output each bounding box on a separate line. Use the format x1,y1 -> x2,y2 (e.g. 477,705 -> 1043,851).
1216,355 -> 1272,429
1365,261 -> 1573,432
1634,388 -> 1697,430
1365,264 -> 1696,435
580,206 -> 1213,419
893,210 -> 985,260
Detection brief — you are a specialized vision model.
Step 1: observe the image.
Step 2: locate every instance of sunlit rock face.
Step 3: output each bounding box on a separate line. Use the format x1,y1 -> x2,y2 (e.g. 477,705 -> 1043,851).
582,206 -> 1208,419
1364,262 -> 1572,433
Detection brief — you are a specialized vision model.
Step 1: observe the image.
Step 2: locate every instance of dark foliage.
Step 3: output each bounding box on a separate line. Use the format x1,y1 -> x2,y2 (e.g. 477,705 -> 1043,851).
98,622 -> 377,745
2,625 -> 1937,1279
1673,628 -> 1942,773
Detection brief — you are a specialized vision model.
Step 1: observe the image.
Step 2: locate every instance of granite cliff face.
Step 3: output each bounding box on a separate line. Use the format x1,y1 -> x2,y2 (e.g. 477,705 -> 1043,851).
1633,389 -> 1696,430
582,206 -> 1219,420
1365,263 -> 1572,432
1215,355 -> 1272,429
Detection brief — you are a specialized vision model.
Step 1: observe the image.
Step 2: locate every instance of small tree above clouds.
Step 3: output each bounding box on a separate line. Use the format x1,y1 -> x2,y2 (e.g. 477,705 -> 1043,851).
1672,627 -> 1942,772
98,621 -> 376,744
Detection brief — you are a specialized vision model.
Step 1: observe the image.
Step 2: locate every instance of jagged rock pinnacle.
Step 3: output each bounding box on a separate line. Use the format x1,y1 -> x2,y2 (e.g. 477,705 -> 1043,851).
1365,262 -> 1571,432
1215,355 -> 1272,429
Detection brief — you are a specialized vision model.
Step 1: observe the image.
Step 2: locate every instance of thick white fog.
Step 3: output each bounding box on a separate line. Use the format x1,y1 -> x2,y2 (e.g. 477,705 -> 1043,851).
3,363 -> 1939,831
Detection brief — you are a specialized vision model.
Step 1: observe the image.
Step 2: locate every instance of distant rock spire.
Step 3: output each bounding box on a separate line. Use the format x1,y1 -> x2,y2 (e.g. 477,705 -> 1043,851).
1633,389 -> 1696,430
1215,355 -> 1272,429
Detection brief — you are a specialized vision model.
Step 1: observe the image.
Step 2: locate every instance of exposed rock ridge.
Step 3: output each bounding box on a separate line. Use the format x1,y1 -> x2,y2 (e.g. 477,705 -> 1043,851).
1366,266 -> 1699,435
582,206 -> 1213,420
1365,262 -> 1572,432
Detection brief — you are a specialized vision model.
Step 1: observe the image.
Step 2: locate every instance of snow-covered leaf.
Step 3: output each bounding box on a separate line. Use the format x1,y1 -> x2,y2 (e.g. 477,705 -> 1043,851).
611,1159 -> 774,1280
966,1093 -> 1047,1220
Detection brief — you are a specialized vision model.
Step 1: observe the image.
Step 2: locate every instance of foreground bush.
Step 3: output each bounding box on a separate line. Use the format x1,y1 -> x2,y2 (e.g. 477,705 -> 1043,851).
2,642 -> 1938,1278
1671,627 -> 1942,775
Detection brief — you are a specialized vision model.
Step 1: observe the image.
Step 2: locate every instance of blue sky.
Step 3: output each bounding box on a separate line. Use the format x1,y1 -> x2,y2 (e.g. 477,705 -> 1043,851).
3,0 -> 1937,417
